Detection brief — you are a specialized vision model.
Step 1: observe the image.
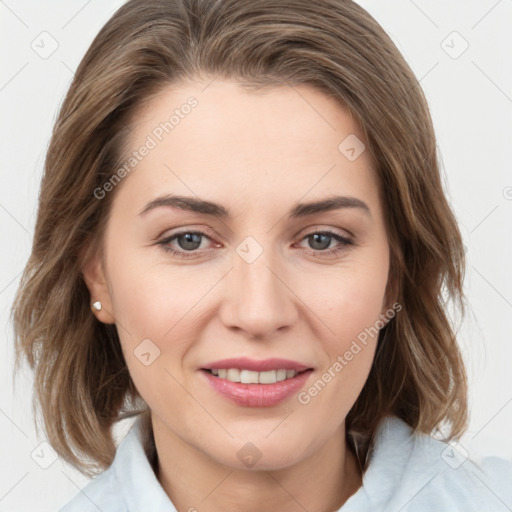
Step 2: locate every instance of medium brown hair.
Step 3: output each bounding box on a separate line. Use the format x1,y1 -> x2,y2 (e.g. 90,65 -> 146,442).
11,0 -> 468,476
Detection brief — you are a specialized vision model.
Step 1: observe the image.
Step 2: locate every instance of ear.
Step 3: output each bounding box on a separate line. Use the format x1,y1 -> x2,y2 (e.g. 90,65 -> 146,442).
79,239 -> 116,324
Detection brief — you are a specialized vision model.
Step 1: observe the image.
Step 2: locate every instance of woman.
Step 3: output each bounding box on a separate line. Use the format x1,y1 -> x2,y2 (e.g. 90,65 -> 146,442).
11,0 -> 512,510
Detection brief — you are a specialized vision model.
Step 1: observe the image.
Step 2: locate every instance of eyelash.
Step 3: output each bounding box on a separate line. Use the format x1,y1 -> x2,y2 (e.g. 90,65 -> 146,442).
157,229 -> 354,259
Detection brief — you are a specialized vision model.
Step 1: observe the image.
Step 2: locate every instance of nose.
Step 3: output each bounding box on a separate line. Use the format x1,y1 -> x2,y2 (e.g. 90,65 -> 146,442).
219,245 -> 298,340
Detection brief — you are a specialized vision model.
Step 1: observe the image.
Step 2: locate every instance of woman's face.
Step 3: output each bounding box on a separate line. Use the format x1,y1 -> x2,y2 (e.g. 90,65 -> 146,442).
86,78 -> 392,470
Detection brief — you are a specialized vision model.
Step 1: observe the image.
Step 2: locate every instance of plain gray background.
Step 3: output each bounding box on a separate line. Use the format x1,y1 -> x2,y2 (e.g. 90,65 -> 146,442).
1,1 -> 511,510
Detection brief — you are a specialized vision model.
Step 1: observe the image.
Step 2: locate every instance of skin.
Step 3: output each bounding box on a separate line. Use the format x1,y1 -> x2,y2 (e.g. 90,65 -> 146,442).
83,78 -> 394,512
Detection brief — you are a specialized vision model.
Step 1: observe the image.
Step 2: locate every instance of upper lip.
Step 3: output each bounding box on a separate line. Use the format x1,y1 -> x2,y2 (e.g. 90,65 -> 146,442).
201,357 -> 313,372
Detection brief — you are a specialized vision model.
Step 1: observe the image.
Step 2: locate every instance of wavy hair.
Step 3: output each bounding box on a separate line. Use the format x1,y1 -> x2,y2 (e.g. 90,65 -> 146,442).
11,0 -> 468,476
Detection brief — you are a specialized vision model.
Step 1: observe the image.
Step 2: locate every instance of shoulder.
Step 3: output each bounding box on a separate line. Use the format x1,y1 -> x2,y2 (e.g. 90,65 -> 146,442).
58,415 -> 175,512
408,430 -> 512,511
344,415 -> 512,512
59,465 -> 123,512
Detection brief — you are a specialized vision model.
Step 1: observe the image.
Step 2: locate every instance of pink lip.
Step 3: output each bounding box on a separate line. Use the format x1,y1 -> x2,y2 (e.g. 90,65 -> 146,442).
201,357 -> 313,372
200,368 -> 314,407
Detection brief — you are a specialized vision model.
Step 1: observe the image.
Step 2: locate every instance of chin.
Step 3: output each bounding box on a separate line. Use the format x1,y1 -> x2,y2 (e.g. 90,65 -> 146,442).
211,437 -> 308,473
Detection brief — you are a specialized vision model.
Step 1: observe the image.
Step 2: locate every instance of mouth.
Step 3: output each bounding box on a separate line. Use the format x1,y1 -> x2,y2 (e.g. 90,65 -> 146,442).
201,367 -> 313,384
199,367 -> 314,407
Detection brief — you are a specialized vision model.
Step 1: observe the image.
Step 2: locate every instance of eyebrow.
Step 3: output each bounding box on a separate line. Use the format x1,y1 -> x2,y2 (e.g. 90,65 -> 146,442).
139,194 -> 371,218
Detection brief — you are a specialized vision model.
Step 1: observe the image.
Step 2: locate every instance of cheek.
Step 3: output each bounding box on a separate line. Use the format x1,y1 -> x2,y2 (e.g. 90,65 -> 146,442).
104,247 -> 219,386
335,274 -> 387,343
107,247 -> 205,338
303,247 -> 389,396
308,253 -> 389,347
295,267 -> 387,419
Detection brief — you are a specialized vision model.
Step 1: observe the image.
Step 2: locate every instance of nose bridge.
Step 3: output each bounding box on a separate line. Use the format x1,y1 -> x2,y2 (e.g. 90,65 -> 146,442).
221,236 -> 297,338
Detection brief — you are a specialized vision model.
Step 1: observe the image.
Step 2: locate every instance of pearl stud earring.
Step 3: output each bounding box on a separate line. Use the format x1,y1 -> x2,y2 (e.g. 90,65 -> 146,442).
92,301 -> 102,311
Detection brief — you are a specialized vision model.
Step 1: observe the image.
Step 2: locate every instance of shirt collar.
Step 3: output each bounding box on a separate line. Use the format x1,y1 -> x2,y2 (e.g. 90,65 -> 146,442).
112,414 -> 177,512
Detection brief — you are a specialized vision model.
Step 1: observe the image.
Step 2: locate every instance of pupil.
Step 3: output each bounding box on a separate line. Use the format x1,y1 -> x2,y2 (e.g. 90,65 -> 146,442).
179,233 -> 201,250
310,233 -> 330,250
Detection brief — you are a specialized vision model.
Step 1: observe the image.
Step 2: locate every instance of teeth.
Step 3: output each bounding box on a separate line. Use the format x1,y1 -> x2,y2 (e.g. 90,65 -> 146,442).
276,369 -> 287,381
227,368 -> 240,382
209,368 -> 300,384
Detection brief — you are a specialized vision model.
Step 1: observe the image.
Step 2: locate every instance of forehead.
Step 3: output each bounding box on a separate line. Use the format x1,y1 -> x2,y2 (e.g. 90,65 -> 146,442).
113,79 -> 381,217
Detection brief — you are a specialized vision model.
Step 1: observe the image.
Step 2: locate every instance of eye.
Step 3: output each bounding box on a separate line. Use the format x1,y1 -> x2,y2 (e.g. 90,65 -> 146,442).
158,230 -> 216,258
296,230 -> 354,257
157,229 -> 354,259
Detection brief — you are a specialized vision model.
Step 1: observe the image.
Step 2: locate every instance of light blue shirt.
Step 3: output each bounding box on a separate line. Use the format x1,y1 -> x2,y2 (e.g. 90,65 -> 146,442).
59,414 -> 512,511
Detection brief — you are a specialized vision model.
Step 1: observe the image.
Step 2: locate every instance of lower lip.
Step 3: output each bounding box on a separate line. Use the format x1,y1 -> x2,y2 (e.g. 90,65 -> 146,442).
200,369 -> 313,407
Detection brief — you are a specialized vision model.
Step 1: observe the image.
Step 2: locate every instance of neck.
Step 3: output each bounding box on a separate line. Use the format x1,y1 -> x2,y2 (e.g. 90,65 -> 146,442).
150,414 -> 362,512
